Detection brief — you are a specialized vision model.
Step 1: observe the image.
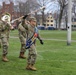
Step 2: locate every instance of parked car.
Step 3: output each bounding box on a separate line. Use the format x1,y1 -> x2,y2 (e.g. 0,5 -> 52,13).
37,25 -> 45,30
45,26 -> 55,30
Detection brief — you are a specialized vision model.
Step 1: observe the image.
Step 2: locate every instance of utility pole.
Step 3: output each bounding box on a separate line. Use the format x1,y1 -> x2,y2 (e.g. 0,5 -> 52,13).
67,0 -> 72,45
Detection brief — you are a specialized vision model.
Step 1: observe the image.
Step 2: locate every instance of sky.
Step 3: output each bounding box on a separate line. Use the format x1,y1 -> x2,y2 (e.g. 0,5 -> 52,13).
45,1 -> 59,13
0,0 -> 59,14
0,0 -> 2,5
0,0 -> 9,5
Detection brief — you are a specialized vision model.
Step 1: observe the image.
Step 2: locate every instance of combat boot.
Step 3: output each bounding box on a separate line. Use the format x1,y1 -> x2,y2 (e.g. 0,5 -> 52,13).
19,52 -> 26,59
26,64 -> 37,71
2,55 -> 9,62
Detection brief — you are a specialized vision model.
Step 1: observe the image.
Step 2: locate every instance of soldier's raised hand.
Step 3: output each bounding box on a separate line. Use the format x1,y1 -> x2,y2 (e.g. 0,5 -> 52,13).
23,15 -> 29,19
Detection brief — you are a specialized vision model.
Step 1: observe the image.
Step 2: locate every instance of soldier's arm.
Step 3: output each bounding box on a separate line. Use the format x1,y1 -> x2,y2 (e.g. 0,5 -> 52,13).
34,26 -> 44,44
7,23 -> 14,30
21,15 -> 29,30
36,27 -> 44,45
21,19 -> 28,30
37,34 -> 44,45
0,21 -> 6,31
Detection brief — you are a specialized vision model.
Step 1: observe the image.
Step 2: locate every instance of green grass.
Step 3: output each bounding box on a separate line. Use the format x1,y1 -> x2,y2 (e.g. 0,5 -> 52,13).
0,30 -> 76,75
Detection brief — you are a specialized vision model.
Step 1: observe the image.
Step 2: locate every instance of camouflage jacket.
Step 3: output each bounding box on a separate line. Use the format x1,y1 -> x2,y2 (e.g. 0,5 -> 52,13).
18,22 -> 27,38
0,20 -> 11,33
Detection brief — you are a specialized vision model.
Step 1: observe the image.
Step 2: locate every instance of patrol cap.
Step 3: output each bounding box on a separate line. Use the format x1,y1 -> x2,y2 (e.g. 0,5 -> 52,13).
29,17 -> 37,22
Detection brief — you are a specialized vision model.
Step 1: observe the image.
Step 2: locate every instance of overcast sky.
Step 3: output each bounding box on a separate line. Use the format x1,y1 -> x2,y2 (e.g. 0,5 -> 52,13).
0,0 -> 2,5
0,0 -> 59,13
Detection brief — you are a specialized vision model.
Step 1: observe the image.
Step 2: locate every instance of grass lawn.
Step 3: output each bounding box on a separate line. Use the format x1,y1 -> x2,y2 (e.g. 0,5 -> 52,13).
0,30 -> 76,75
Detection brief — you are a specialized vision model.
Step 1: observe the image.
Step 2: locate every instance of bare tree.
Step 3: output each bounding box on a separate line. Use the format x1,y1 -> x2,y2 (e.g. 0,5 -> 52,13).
14,0 -> 27,16
15,0 -> 39,16
64,7 -> 68,29
72,0 -> 76,22
57,0 -> 68,29
36,0 -> 52,25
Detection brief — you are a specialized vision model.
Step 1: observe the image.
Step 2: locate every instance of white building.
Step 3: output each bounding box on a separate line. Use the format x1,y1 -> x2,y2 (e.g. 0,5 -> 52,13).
46,14 -> 55,28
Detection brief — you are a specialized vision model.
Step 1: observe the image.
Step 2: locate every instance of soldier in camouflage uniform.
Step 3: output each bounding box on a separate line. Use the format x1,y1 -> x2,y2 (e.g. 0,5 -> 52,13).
21,15 -> 43,71
18,20 -> 27,59
0,13 -> 13,62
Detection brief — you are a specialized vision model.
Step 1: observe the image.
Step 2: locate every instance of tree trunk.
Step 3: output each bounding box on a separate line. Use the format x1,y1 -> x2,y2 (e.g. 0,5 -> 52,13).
42,9 -> 45,25
58,9 -> 63,30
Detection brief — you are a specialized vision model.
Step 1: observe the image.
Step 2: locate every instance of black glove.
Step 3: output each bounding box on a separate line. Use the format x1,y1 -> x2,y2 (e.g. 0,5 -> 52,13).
1,29 -> 5,32
11,28 -> 15,31
40,39 -> 44,45
23,15 -> 28,19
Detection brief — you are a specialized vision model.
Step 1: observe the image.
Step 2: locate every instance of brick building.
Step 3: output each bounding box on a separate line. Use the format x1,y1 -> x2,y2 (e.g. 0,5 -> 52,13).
0,1 -> 20,20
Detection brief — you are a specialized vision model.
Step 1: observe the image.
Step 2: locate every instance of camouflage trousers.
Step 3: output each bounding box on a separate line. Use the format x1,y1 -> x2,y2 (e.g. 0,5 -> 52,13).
0,36 -> 9,55
0,39 -> 1,48
27,44 -> 37,65
19,34 -> 26,53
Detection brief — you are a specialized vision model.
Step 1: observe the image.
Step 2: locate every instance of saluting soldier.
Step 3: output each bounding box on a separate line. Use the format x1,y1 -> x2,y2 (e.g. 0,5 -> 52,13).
21,15 -> 43,71
0,12 -> 13,62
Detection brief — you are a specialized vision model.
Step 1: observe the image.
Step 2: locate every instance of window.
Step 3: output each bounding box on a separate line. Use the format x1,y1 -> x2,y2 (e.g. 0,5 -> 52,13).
47,20 -> 49,22
51,20 -> 53,22
47,24 -> 49,26
74,25 -> 76,27
51,24 -> 53,26
74,18 -> 76,22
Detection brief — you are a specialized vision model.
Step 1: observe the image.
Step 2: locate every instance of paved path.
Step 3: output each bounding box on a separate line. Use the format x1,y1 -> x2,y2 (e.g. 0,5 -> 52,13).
10,36 -> 76,42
